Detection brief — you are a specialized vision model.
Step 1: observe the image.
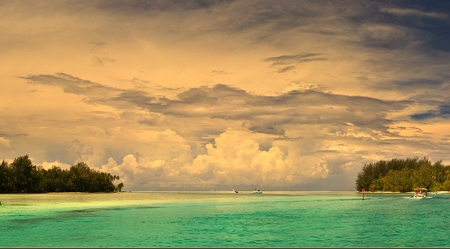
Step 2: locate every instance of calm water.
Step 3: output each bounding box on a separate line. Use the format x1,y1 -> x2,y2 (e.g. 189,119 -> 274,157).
0,191 -> 449,247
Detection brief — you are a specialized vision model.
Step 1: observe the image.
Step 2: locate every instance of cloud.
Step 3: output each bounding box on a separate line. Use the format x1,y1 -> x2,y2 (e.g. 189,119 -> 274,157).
21,73 -> 123,104
263,53 -> 328,66
381,7 -> 448,20
210,70 -> 235,76
3,1 -> 450,191
0,137 -> 10,147
263,53 -> 327,73
40,160 -> 72,171
67,139 -> 94,163
100,129 -> 331,190
353,4 -> 450,52
89,41 -> 116,67
410,104 -> 450,120
0,133 -> 28,138
22,73 -> 412,139
277,66 -> 296,74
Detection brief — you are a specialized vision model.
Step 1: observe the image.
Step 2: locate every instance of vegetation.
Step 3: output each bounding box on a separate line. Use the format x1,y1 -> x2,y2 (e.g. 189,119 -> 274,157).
356,157 -> 450,192
0,155 -> 124,193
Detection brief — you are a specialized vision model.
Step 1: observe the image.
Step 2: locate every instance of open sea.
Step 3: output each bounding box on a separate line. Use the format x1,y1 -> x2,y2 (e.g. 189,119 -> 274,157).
1,191 -> 449,248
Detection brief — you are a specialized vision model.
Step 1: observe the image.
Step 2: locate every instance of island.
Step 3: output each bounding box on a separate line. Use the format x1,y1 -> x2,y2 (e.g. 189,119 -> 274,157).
356,157 -> 450,192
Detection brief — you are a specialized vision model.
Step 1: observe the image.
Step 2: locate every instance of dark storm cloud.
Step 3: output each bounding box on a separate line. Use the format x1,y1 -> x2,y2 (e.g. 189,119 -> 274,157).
22,73 -> 412,138
378,2 -> 450,52
344,1 -> 450,52
10,1 -> 449,54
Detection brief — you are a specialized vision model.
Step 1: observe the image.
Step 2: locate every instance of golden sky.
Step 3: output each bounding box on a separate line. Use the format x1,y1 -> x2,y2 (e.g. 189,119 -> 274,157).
1,0 -> 450,190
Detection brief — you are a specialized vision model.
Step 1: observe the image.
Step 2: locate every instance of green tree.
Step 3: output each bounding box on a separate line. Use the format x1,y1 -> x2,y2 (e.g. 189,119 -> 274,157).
356,157 -> 450,192
0,155 -> 122,193
383,168 -> 412,192
10,155 -> 38,193
0,160 -> 11,193
442,179 -> 450,191
70,162 -> 92,192
117,182 -> 124,192
412,163 -> 434,190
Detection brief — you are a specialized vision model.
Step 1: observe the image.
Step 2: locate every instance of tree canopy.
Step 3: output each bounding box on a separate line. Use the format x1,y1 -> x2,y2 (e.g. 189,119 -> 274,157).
0,155 -> 124,193
355,157 -> 450,192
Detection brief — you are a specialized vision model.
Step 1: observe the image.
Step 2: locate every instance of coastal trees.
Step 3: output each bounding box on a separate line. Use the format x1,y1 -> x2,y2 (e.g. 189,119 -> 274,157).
0,155 -> 124,193
117,182 -> 124,192
383,168 -> 412,192
443,179 -> 450,191
9,155 -> 40,193
412,163 -> 434,190
0,160 -> 11,192
356,157 -> 450,192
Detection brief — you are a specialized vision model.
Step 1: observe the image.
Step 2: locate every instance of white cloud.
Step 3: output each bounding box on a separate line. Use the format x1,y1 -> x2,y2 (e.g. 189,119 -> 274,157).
40,161 -> 72,171
100,129 -> 332,190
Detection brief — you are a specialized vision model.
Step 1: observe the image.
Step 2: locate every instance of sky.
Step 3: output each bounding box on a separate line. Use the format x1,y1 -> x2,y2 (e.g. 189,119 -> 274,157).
1,0 -> 450,191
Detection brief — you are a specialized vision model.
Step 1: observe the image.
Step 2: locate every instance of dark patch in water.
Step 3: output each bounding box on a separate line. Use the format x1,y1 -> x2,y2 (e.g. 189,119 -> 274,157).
69,209 -> 97,213
135,206 -> 160,209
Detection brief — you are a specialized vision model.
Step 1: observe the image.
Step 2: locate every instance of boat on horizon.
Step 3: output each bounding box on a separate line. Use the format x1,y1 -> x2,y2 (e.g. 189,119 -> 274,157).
251,178 -> 262,194
229,184 -> 238,193
251,188 -> 262,194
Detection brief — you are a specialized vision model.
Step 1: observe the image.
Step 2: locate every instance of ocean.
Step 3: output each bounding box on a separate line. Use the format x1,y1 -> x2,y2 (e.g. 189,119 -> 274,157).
0,191 -> 449,247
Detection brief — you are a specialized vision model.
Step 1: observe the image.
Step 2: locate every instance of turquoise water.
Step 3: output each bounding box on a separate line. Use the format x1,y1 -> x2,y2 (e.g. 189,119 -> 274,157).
1,191 -> 449,247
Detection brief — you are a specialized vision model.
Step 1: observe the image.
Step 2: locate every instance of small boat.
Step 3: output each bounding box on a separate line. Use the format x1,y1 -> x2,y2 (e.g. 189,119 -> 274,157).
251,180 -> 262,194
229,184 -> 238,193
251,189 -> 262,194
413,188 -> 427,198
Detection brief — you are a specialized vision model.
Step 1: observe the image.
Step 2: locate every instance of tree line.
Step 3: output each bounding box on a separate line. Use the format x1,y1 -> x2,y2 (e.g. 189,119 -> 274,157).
0,155 -> 124,193
355,157 -> 450,192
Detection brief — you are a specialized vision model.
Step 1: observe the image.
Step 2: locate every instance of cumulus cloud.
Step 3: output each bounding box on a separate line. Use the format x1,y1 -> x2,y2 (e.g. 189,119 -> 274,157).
40,160 -> 72,170
67,139 -> 94,163
100,129 -> 331,190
